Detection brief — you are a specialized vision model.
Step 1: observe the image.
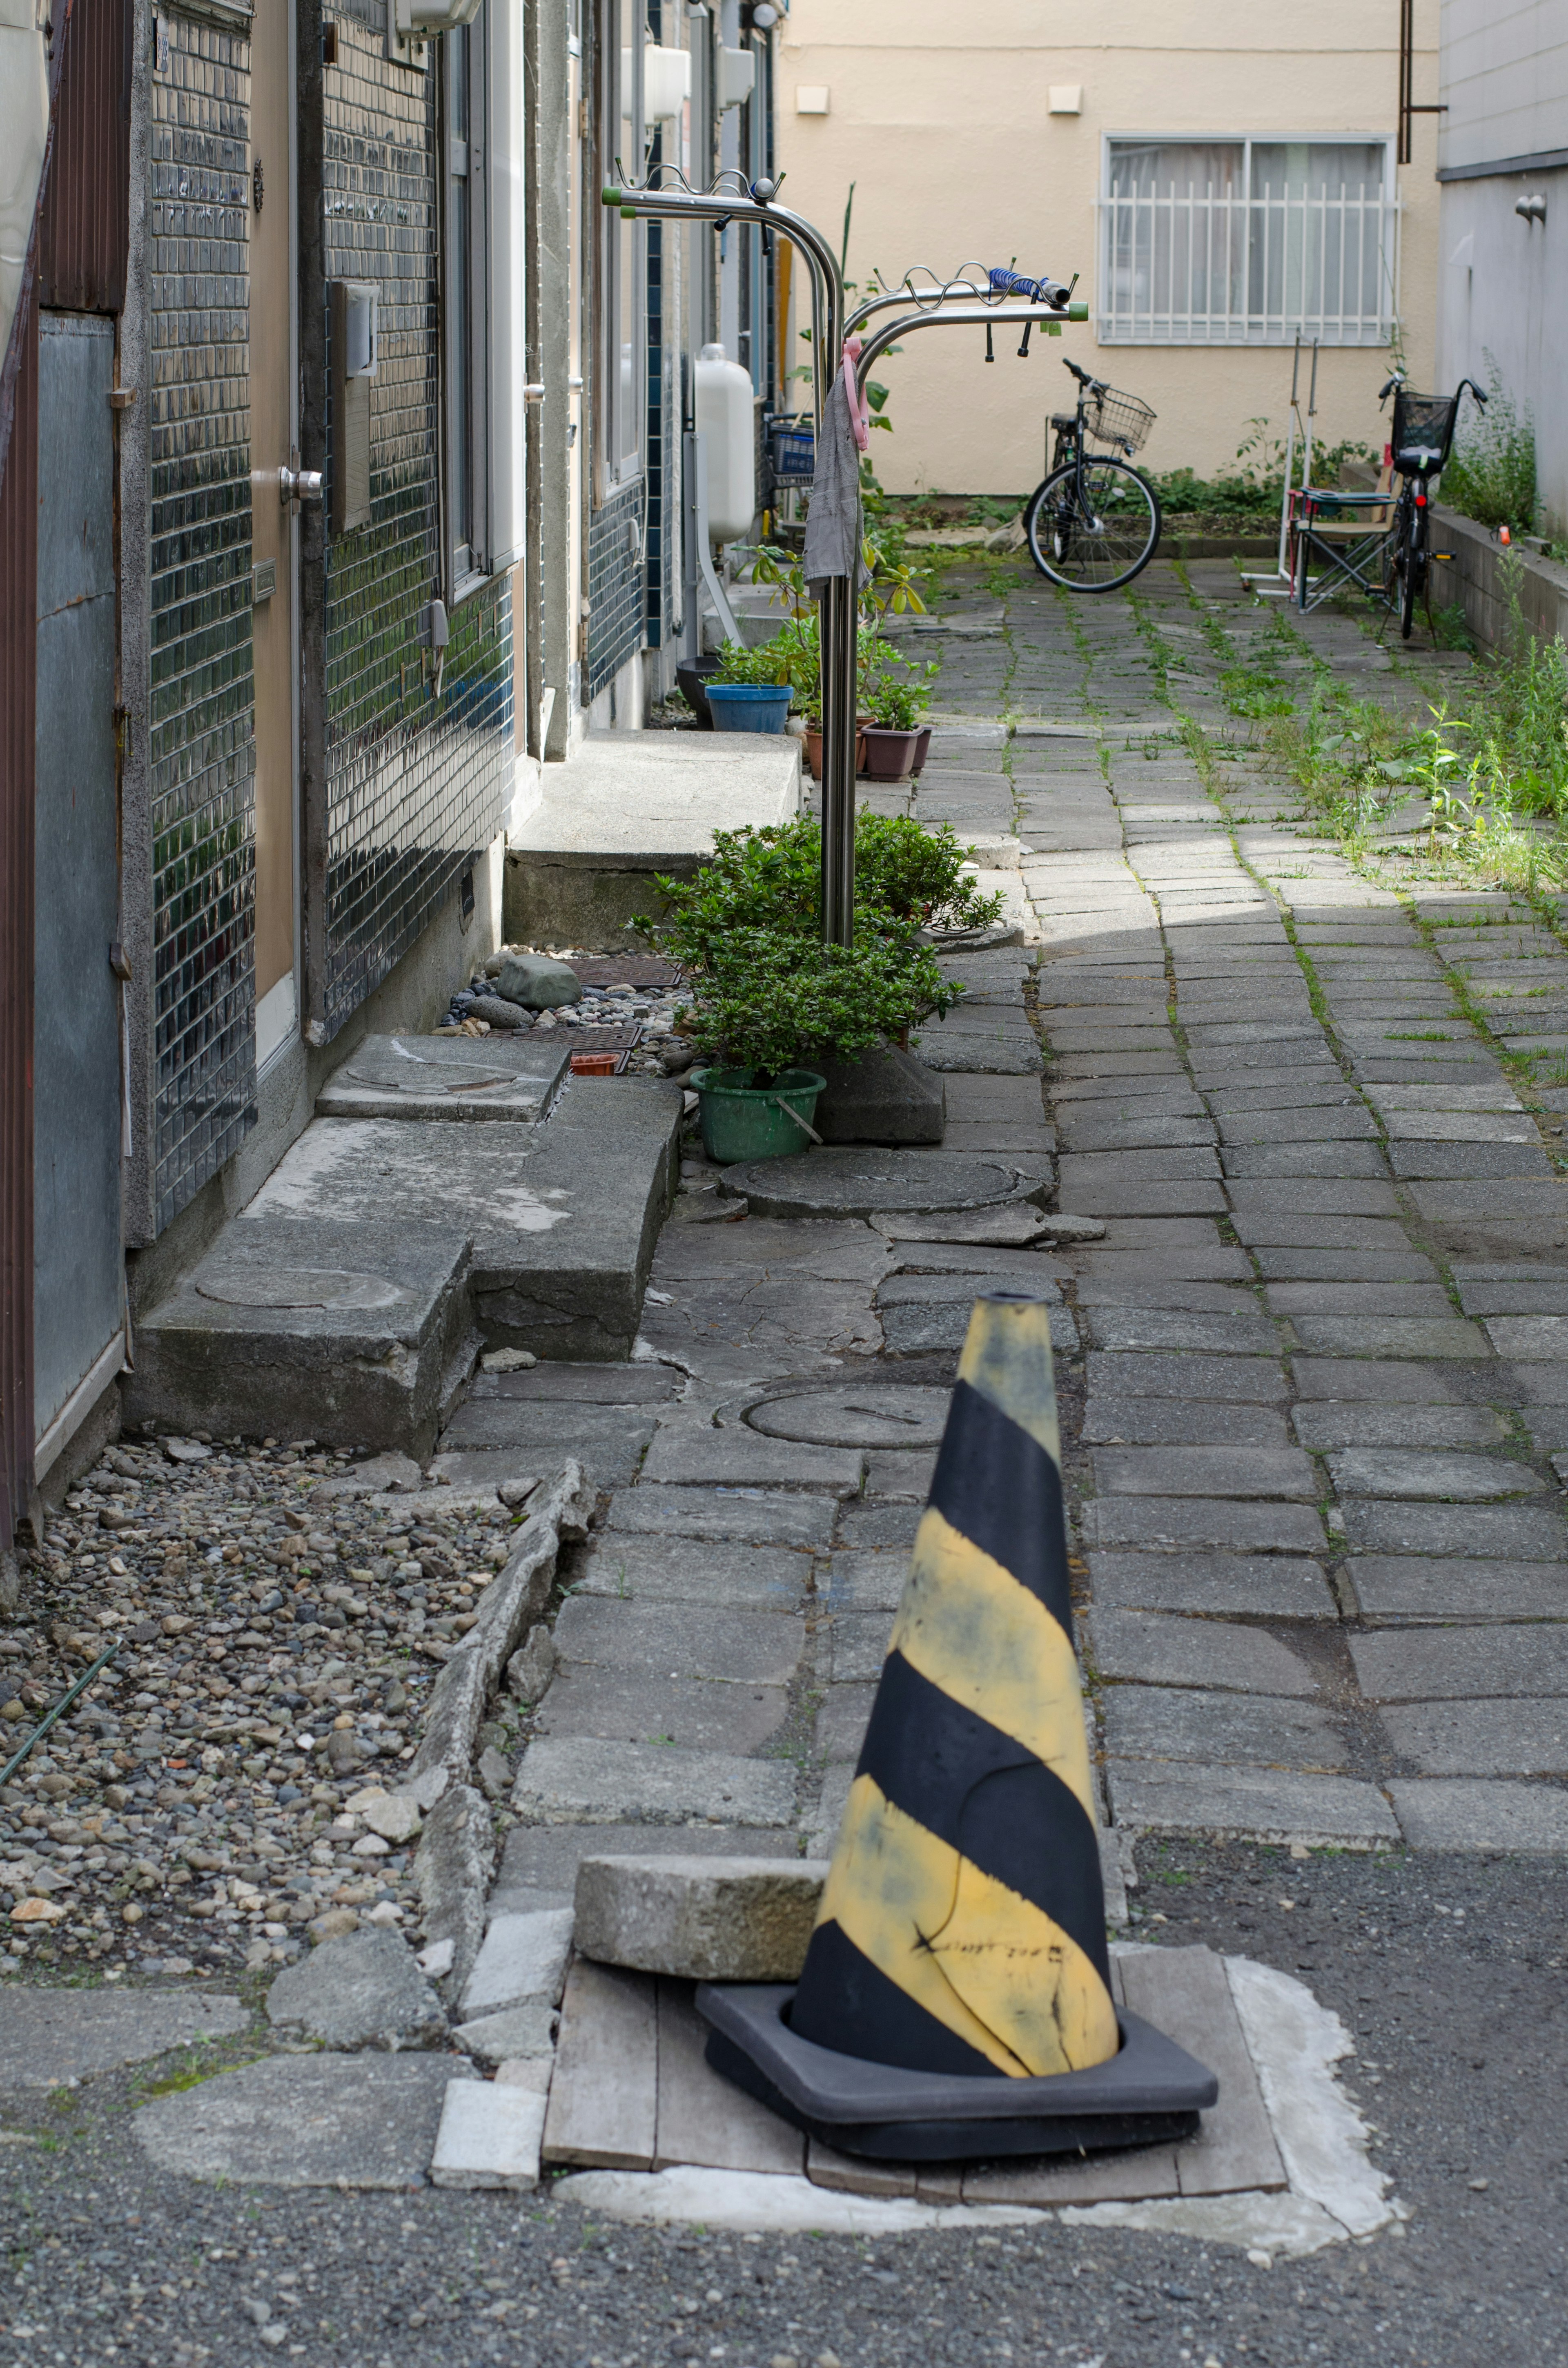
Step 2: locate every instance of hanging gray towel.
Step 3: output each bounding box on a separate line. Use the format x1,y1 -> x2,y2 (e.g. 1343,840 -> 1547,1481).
803,370 -> 866,599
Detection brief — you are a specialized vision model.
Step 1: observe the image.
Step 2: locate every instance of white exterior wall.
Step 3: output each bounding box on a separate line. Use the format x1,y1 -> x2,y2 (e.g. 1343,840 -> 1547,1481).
776,0 -> 1441,495
1436,0 -> 1568,534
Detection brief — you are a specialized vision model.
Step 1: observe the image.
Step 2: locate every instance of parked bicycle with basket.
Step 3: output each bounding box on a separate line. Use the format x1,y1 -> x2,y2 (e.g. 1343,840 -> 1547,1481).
1022,358 -> 1162,591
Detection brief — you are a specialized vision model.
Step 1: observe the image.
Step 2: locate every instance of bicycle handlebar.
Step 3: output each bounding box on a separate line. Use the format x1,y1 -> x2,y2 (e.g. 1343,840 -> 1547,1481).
1062,357 -> 1098,388
988,265 -> 1074,309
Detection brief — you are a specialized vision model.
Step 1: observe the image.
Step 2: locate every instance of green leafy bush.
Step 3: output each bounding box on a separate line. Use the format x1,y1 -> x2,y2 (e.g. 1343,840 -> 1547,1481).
1439,377 -> 1536,534
712,637 -> 793,687
866,646 -> 938,730
689,928 -> 957,1077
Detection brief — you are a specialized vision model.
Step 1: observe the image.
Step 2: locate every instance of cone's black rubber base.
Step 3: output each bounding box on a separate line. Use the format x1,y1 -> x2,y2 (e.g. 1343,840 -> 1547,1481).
697,1983 -> 1218,2164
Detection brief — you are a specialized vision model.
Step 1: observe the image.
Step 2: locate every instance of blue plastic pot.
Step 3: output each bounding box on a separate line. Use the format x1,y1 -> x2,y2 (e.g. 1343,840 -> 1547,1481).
705,683 -> 791,735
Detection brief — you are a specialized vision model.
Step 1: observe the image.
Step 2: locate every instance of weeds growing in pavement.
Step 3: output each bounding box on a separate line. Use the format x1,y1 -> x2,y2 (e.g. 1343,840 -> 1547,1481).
1439,369 -> 1537,535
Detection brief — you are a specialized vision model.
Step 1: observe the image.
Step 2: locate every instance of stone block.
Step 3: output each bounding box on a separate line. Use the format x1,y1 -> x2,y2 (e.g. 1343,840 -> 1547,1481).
0,1989 -> 248,2090
1292,1403 -> 1508,1452
1266,1282 -> 1454,1317
1380,1698 -> 1568,1776
1326,1449 -> 1542,1501
460,1907 -> 575,2021
1351,1623 -> 1568,1700
604,1487 -> 839,1549
1346,1554 -> 1568,1622
1080,1396 -> 1290,1447
1085,1351 -> 1287,1403
813,1046 -> 946,1145
865,1447 -> 938,1500
125,1220 -> 472,1460
454,2001 -> 560,2061
1340,1498 -> 1568,1560
1104,1685 -> 1349,1768
1087,1550 -> 1336,1619
1486,1316 -> 1568,1359
264,1929 -> 445,2051
553,1597 -> 806,1685
496,1820 -> 800,1902
134,2054 -> 468,2188
1092,1445 -> 1317,1499
1285,1316 -> 1492,1359
510,1737 -> 798,1826
816,1682 -> 875,1762
1081,1307 -> 1281,1355
1106,1761 -> 1400,1845
1091,1609 -> 1318,1695
315,1032 -> 570,1123
1081,1497 -> 1326,1556
438,1400 -> 656,1489
869,1203 -> 1065,1248
639,1430 -> 866,1494
1388,1778 -> 1568,1851
826,1612 -> 893,1683
575,1535 -> 811,1610
536,1668 -> 790,1755
431,2078 -> 547,2190
573,1854 -> 830,1980
820,1550 -> 911,1612
1290,1359 -> 1467,1404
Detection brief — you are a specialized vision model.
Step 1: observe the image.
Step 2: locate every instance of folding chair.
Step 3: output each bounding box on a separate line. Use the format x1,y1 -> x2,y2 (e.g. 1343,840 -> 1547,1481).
1290,462 -> 1395,614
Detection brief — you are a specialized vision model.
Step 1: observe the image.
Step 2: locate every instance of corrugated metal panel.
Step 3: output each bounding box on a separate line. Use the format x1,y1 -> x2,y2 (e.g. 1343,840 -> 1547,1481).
38,0 -> 130,315
0,308 -> 38,1551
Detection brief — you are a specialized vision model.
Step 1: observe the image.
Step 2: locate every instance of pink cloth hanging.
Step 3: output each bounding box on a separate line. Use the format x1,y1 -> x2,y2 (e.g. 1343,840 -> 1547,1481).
841,335 -> 871,453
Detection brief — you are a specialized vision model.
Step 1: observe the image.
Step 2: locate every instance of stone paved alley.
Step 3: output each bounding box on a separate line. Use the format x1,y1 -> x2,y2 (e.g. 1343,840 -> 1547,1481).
4,564 -> 1568,2365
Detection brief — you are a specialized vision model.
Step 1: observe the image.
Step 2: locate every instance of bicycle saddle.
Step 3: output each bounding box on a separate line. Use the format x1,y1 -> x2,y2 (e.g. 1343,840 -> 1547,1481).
1050,413 -> 1077,431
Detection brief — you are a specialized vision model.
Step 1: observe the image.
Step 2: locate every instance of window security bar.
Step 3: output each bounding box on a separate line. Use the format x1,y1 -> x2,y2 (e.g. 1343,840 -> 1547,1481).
1098,184 -> 1401,346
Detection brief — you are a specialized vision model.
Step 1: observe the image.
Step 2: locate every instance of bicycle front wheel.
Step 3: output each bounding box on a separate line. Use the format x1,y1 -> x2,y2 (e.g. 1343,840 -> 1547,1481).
1024,456 -> 1162,592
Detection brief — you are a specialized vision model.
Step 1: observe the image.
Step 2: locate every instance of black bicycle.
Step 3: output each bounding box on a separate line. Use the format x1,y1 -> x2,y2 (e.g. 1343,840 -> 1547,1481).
1022,359 -> 1163,592
1379,373 -> 1487,639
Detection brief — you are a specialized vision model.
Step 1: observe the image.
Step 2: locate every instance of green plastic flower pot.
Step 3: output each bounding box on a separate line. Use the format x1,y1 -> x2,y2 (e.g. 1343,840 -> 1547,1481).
690,1067 -> 828,1164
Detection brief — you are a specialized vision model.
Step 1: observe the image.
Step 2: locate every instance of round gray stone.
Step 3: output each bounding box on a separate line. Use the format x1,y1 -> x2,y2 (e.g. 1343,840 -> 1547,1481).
194,1267 -> 405,1311
723,1149 -> 1029,1218
746,1383 -> 951,1448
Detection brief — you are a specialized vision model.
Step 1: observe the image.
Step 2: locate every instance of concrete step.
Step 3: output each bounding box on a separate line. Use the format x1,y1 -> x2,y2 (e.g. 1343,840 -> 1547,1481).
504,731 -> 801,950
315,1032 -> 570,1122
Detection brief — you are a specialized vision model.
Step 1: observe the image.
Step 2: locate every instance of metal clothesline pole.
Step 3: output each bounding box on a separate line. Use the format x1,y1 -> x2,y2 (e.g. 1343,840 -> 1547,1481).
604,175 -> 860,942
851,300 -> 1088,394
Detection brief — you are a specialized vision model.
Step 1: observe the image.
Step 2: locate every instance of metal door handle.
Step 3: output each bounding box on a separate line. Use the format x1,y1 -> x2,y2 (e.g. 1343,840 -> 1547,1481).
278,466 -> 324,508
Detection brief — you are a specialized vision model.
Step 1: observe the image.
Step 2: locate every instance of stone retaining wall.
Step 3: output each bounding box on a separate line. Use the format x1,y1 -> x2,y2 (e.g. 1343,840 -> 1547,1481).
1427,503 -> 1568,656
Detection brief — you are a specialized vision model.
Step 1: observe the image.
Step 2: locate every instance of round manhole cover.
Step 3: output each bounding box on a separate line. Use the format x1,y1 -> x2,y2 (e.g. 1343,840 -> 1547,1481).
746,1384 -> 951,1448
343,1052 -> 515,1095
194,1268 -> 404,1311
723,1150 -> 1025,1219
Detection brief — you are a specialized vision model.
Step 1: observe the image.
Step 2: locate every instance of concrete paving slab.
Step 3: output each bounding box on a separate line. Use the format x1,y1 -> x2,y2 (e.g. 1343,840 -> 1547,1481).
1380,1698 -> 1568,1776
1387,1777 -> 1568,1851
1485,1316 -> 1568,1359
1081,1396 -> 1292,1446
865,1447 -> 939,1499
1352,1623 -> 1568,1698
1284,1316 -> 1492,1359
1222,1146 -> 1392,1181
574,1534 -> 812,1609
1340,1497 -> 1568,1559
1087,1551 -> 1336,1619
1229,1216 -> 1411,1249
461,1908 -> 575,2019
639,1430 -> 866,1493
1347,1554 -> 1568,1622
1081,1308 -> 1282,1355
439,1400 -> 656,1487
1289,1358 -> 1469,1403
511,1737 -> 798,1826
0,1987 -> 249,2090
1291,1402 -> 1510,1450
431,2079 -> 546,2190
1086,1351 -> 1288,1402
1389,1142 -> 1556,1180
868,1204 -> 1064,1247
496,1823 -> 800,1900
1090,1610 -> 1319,1695
604,1487 -> 838,1549
315,1032 -> 570,1123
126,1219 -> 472,1458
826,1612 -> 895,1683
553,1597 -> 806,1685
1227,1181 -> 1402,1214
469,1359 -> 682,1403
1325,1449 -> 1543,1500
263,1929 -> 446,2050
1104,1687 -> 1350,1768
1265,1283 -> 1453,1318
1082,1498 -> 1327,1556
820,1550 -> 912,1612
816,1682 -> 876,1762
1106,1762 -> 1399,1845
134,2052 -> 468,2187
1093,1446 -> 1317,1499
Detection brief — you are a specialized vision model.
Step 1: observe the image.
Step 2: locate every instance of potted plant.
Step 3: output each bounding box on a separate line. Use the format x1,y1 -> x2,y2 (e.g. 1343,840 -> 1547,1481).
704,637 -> 793,735
861,651 -> 939,780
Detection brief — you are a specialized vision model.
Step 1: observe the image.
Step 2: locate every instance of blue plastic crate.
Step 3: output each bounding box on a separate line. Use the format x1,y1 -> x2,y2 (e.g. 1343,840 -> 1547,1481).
769,417 -> 815,484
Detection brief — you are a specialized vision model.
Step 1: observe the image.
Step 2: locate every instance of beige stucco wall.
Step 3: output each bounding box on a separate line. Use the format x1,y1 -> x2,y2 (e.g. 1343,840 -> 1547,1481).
777,0 -> 1441,495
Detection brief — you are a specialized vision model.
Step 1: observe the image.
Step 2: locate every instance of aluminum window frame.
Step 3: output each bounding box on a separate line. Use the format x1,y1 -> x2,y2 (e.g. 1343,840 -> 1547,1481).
597,0 -> 646,495
442,13 -> 494,600
1097,132 -> 1402,347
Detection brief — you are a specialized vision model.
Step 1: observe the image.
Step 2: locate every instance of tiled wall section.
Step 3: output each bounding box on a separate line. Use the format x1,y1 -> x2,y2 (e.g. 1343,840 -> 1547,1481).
319,0 -> 511,1037
147,13 -> 258,1233
586,482 -> 646,702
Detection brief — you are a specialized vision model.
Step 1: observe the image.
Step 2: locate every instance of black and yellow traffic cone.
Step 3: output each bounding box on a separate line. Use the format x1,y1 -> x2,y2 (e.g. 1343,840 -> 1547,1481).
699,1290 -> 1216,2161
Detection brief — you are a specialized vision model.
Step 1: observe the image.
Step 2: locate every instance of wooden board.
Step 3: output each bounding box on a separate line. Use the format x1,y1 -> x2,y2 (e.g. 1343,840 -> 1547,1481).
1117,1944 -> 1287,2197
541,1957 -> 658,2169
653,1979 -> 805,2176
806,2137 -> 917,2199
963,2145 -> 1181,2207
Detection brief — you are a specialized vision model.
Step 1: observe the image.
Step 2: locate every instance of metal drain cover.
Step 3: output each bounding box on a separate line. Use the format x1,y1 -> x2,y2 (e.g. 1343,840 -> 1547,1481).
745,1383 -> 951,1448
194,1268 -> 405,1311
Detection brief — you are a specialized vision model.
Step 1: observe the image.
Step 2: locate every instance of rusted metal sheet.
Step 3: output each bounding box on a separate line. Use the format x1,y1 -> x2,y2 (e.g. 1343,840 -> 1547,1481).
38,0 -> 130,315
0,305 -> 38,1551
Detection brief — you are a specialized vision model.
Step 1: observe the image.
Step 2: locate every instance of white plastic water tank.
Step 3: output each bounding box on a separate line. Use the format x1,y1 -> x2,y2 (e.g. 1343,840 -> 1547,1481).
694,342 -> 756,544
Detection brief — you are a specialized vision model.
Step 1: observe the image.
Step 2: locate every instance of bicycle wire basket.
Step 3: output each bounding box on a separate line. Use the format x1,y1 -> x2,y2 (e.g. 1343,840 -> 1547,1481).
1083,384 -> 1156,454
768,413 -> 816,484
1390,388 -> 1461,474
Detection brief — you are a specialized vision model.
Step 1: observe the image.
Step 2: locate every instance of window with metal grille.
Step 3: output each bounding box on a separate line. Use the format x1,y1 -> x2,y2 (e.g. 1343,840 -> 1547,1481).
1099,138 -> 1399,345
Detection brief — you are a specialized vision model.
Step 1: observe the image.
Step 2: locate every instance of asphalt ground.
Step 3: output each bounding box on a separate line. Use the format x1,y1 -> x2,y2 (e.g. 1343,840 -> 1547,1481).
4,1837 -> 1566,2368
